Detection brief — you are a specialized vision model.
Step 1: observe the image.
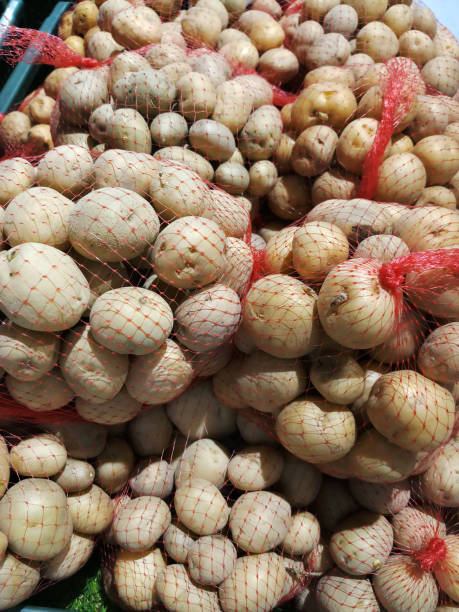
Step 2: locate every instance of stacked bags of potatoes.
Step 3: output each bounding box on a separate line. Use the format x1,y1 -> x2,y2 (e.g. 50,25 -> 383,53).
0,0 -> 456,610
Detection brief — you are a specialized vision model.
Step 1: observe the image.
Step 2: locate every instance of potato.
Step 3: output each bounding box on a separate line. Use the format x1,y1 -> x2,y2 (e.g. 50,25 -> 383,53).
191,51 -> 231,88
203,189 -> 250,239
93,150 -> 154,196
77,384 -> 141,424
311,169 -> 358,205
347,428 -> 417,483
54,457 -> 95,493
276,397 -> 356,464
301,0 -> 340,21
0,478 -> 71,561
310,354 -> 365,405
304,66 -> 355,90
59,68 -> 109,126
238,105 -> 282,162
28,95 -> 55,125
27,124 -> 54,154
44,67 -> 79,99
291,82 -> 357,133
126,340 -> 193,406
248,160 -> 277,197
237,10 -> 284,52
6,368 -> 74,411
215,162 -> 249,195
413,135 -> 459,186
356,21 -> 399,62
234,350 -> 307,413
163,521 -> 196,563
267,175 -> 310,221
60,323 -> 128,402
94,436 -> 134,494
212,354 -> 250,409
49,423 -> 106,461
304,33 -> 351,71
420,441 -> 459,508
0,111 -> 30,151
366,370 -> 455,453
349,479 -> 410,515
152,216 -> 226,289
323,4 -> 358,38
398,30 -> 434,68
374,555 -> 439,612
187,535 -> 236,587
0,321 -> 59,382
374,152 -> 426,205
418,323 -> 459,384
353,235 -> 410,263
416,186 -> 457,210
175,438 -> 229,489
434,535 -> 459,605
108,50 -> 151,87
67,484 -> 113,534
122,409 -> 171,460
43,531 -> 95,584
106,107 -> 153,153
257,48 -> 299,86
392,206 -> 459,251
292,221 -> 349,282
157,563 -> 220,612
278,453 -> 322,508
230,490 -> 291,553
89,286 -> 173,356
219,38 -> 258,69
211,80 -> 252,135
154,146 -> 214,181
0,554 -> 40,611
236,415 -> 273,446
114,548 -> 165,612
112,496 -> 170,551
188,119 -> 235,162
337,118 -> 390,176
191,343 -> 233,377
111,6 -> 161,49
175,284 -> 240,353
150,112 -> 188,147
175,72 -> 216,124
69,187 -> 159,262
291,126 -> 337,178
58,10 -> 73,39
167,380 -> 236,440
0,158 -> 35,208
182,7 -> 222,48
242,274 -> 317,358
112,69 -> 176,120
392,506 -> 446,554
129,458 -> 174,499
160,61 -> 192,84
330,511 -> 393,576
146,42 -> 187,69
4,186 -> 72,250
220,552 -> 287,612
291,20 -> 323,66
175,478 -> 229,536
316,569 -> 381,612
407,95 -> 449,144
313,478 -> 359,532
86,30 -> 123,62
371,308 -> 424,366
228,445 -> 284,491
73,1 -> 98,35
10,433 -> 66,478
282,511 -> 320,557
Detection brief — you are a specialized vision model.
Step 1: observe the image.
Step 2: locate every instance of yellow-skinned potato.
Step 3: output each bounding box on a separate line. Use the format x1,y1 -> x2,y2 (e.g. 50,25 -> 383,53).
0,111 -> 31,151
267,174 -> 311,221
95,437 -> 134,494
301,0 -> 340,21
291,82 -> 357,134
276,397 -> 356,464
10,434 -> 67,478
292,221 -> 349,281
415,186 -> 457,210
418,323 -> 459,385
150,112 -> 188,147
182,7 -> 222,48
29,95 -> 55,124
86,30 -> 124,62
111,6 -> 161,49
73,1 -> 99,35
58,10 -> 73,40
237,10 -> 285,52
54,457 -> 95,493
291,125 -> 338,178
310,354 -> 365,405
311,169 -> 358,205
413,135 -> 459,186
374,152 -> 426,205
239,105 -> 282,161
177,72 -> 217,122
392,206 -> 459,251
258,48 -> 299,85
422,56 -> 459,97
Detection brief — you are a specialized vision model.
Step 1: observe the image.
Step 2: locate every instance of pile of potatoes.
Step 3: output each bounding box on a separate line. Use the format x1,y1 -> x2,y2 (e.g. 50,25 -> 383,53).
0,0 -> 458,610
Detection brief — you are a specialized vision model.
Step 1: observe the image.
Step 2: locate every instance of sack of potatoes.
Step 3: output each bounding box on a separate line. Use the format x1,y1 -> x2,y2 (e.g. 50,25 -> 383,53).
0,0 -> 457,609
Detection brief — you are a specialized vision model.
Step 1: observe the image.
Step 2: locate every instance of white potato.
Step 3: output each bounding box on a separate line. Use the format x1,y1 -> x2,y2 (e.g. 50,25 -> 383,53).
36,145 -> 94,196
203,188 -> 250,239
175,284 -> 241,353
316,569 -> 381,612
111,6 -> 161,49
218,237 -> 253,297
228,445 -> 284,491
0,554 -> 40,611
310,354 -> 365,405
349,479 -> 410,515
10,433 -> 67,478
175,478 -> 229,535
59,68 -> 109,126
54,458 -> 95,493
112,68 -> 176,120
279,453 -> 322,508
67,484 -> 113,534
94,149 -> 159,195
0,158 -> 35,208
0,322 -> 59,382
293,221 -> 349,281
60,323 -> 128,403
167,380 -> 237,440
114,548 -> 165,612
152,216 -> 226,289
188,535 -> 237,587
43,532 -> 95,581
113,496 -> 171,551
69,187 -> 160,262
76,387 -> 141,425
127,406 -> 173,456
282,511 -> 320,556
163,521 -> 197,563
150,112 -> 188,147
126,339 -> 193,406
6,369 -> 74,412
95,436 -> 134,494
130,458 -> 175,499
154,146 -> 214,181
0,242 -> 89,332
175,438 -> 229,489
49,422 -> 107,460
239,105 -> 283,161
157,563 -> 220,612
421,441 -> 459,508
0,478 -> 72,561
230,490 -> 291,553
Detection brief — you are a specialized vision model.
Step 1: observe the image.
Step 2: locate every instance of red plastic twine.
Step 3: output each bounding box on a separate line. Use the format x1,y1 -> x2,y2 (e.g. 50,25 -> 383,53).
413,537 -> 447,573
0,25 -> 99,68
379,249 -> 459,293
358,57 -> 423,200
